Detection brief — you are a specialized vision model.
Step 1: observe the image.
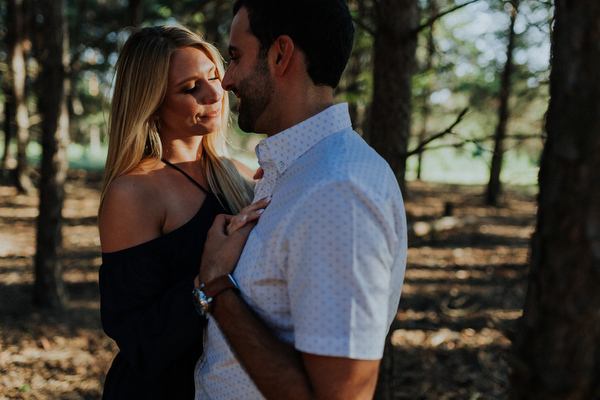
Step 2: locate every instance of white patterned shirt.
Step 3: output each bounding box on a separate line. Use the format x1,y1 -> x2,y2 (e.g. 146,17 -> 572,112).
194,104 -> 407,400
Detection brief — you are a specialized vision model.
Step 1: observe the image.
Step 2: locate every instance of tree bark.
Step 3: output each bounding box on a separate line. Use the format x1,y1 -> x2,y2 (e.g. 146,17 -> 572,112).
486,0 -> 518,206
510,0 -> 600,398
416,0 -> 438,181
128,0 -> 144,27
370,4 -> 418,399
369,0 -> 418,195
6,0 -> 34,194
2,89 -> 15,172
34,0 -> 70,309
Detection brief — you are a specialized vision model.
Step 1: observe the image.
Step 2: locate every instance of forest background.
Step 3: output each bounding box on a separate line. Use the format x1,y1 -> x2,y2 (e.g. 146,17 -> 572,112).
4,0 -> 600,399
1,0 -> 551,189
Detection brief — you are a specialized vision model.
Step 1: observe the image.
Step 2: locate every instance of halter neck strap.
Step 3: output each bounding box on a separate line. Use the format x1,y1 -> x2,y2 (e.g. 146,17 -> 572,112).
161,158 -> 209,194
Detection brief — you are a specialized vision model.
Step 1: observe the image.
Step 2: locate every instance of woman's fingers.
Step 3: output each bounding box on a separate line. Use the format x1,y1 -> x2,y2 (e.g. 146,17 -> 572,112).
226,196 -> 271,235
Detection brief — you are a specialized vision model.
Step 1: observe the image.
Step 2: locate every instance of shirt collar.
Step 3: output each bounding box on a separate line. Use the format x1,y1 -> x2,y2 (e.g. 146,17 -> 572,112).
255,103 -> 352,174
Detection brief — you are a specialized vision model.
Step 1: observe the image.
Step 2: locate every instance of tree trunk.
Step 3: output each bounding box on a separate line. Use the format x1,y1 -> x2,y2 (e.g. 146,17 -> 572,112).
373,333 -> 395,400
344,51 -> 361,133
6,0 -> 34,194
510,0 -> 600,398
128,0 -> 144,27
486,0 -> 518,206
416,0 -> 438,181
2,89 -> 15,172
369,0 -> 418,195
346,0 -> 373,140
370,4 -> 418,397
200,0 -> 228,47
34,0 -> 70,309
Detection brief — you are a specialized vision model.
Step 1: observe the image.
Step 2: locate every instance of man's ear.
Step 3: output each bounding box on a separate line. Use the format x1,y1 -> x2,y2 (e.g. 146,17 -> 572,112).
270,35 -> 295,78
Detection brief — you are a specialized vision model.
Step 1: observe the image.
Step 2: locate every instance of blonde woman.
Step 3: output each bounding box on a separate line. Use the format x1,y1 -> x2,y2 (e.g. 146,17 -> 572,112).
98,26 -> 266,399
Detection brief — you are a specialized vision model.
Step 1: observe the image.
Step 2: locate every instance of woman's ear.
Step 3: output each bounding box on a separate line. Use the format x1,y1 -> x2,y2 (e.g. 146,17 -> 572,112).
270,35 -> 295,78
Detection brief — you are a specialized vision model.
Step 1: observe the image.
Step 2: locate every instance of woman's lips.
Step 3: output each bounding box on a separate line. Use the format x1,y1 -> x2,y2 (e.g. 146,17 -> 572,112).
201,109 -> 221,118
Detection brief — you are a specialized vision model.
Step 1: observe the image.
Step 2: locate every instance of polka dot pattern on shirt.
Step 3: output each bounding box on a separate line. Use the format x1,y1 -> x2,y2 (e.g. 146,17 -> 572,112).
195,103 -> 407,400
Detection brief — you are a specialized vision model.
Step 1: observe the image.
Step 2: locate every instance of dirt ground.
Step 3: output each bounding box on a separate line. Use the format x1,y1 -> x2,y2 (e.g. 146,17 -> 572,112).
0,171 -> 536,399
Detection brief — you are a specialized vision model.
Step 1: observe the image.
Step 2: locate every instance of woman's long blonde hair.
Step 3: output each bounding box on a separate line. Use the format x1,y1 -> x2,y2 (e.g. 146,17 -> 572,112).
99,25 -> 253,215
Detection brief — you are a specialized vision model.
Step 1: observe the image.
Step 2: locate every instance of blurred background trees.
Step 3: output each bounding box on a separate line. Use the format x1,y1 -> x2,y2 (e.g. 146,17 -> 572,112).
0,0 -> 552,189
0,0 -> 555,391
0,0 -> 552,310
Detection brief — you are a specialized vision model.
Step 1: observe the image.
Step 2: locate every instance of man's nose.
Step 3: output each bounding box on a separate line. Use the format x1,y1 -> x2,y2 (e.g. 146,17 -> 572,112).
222,66 -> 234,92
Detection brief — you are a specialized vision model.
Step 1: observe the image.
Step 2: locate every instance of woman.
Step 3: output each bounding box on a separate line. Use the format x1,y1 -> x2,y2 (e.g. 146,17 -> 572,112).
98,26 -> 265,399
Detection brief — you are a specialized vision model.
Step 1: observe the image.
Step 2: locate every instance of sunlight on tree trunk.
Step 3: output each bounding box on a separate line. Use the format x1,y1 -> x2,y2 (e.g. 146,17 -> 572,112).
511,0 -> 600,398
6,0 -> 34,194
2,88 -> 14,172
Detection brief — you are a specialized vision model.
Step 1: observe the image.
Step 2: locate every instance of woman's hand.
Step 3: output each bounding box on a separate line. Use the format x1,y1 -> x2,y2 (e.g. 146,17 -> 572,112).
226,196 -> 271,236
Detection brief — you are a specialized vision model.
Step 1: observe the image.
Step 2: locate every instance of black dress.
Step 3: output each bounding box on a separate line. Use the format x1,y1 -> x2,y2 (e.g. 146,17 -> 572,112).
99,162 -> 229,400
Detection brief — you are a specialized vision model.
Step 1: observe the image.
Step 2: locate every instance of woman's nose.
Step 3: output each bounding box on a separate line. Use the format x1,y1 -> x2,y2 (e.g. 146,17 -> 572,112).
200,80 -> 223,104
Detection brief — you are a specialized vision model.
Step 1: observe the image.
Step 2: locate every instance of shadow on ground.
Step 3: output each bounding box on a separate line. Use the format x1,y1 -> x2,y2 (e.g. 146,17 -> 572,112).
0,176 -> 536,399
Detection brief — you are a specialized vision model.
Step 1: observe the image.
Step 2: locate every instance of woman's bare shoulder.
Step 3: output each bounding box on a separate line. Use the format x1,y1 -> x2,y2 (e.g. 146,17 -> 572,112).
99,169 -> 165,253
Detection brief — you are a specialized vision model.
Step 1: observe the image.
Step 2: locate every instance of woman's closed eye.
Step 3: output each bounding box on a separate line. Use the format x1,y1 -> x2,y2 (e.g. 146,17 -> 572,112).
183,77 -> 220,94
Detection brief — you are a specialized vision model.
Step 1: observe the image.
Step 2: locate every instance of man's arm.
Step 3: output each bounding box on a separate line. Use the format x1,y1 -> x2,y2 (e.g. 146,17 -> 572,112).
199,216 -> 381,400
211,285 -> 381,400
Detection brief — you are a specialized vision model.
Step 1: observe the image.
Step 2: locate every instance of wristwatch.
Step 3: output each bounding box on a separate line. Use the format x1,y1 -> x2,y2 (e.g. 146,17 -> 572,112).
192,274 -> 239,317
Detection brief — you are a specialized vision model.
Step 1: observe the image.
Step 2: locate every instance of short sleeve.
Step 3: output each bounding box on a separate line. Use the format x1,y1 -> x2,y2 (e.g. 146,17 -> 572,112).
283,180 -> 399,360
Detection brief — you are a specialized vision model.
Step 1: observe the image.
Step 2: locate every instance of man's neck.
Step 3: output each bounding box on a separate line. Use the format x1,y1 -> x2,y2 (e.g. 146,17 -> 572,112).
265,88 -> 335,138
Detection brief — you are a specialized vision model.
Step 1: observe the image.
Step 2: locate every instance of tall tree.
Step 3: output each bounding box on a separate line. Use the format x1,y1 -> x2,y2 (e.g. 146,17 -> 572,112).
486,0 -> 519,206
2,81 -> 15,172
5,0 -> 34,194
415,0 -> 438,181
511,0 -> 600,398
198,0 -> 229,46
338,0 -> 373,137
368,0 -> 419,194
370,4 -> 418,398
34,0 -> 70,308
128,0 -> 145,26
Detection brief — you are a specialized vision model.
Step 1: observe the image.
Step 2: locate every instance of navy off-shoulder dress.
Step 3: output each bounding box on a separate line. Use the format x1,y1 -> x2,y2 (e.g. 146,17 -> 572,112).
99,192 -> 228,400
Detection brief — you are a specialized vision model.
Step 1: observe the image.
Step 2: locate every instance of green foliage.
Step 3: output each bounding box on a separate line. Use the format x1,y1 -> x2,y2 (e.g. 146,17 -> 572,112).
410,0 -> 551,174
0,0 -> 552,185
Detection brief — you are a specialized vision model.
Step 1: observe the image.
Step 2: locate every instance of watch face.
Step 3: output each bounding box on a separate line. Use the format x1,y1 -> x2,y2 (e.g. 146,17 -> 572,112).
193,288 -> 210,317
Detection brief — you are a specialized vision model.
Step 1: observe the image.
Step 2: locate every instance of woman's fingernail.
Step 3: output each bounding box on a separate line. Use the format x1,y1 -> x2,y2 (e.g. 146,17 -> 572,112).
257,209 -> 265,214
241,214 -> 248,221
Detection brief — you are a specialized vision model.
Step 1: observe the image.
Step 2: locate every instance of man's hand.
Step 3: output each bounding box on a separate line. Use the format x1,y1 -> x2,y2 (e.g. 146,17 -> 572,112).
198,214 -> 255,284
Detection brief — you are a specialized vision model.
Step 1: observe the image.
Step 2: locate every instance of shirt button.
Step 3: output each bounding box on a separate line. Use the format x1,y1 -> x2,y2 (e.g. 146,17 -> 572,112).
279,161 -> 285,168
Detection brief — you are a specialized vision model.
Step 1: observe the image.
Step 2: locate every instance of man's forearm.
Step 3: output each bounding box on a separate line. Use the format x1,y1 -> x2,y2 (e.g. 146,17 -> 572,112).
211,290 -> 316,400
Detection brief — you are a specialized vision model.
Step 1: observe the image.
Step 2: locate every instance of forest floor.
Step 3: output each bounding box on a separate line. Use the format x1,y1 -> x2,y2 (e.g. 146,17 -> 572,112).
0,171 -> 536,400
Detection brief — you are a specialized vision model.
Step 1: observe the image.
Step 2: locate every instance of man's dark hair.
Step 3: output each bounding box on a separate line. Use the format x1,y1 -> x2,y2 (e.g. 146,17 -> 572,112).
233,0 -> 354,89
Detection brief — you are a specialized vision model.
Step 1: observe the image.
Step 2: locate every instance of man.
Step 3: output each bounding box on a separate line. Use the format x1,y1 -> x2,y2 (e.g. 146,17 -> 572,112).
193,1 -> 407,399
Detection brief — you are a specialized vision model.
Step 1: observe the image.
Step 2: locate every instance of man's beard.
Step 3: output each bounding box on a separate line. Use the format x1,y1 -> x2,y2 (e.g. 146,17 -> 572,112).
236,56 -> 274,133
